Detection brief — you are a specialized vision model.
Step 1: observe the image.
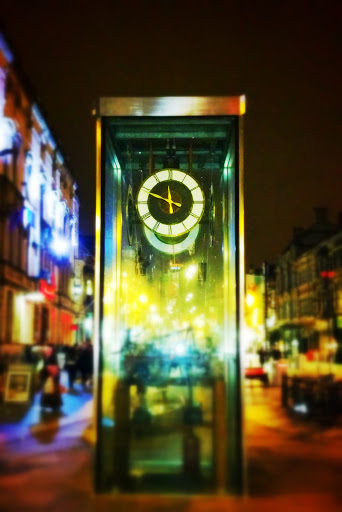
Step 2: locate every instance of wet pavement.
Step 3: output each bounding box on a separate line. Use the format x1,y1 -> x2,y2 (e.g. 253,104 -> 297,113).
0,380 -> 341,511
0,372 -> 92,445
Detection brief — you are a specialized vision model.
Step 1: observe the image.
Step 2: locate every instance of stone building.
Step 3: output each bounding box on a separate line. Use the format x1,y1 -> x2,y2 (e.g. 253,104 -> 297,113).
275,208 -> 342,361
0,32 -> 79,348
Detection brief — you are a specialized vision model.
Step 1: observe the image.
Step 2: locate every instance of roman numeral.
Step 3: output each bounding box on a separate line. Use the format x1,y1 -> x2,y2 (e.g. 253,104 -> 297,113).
153,221 -> 160,231
141,212 -> 151,220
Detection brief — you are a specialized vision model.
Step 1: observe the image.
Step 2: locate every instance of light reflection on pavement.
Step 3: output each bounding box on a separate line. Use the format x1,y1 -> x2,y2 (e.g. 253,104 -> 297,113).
0,384 -> 341,511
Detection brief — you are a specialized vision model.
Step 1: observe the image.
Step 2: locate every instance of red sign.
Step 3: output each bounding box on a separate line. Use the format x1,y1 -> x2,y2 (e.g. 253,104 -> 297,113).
320,271 -> 335,279
39,274 -> 56,301
70,324 -> 79,331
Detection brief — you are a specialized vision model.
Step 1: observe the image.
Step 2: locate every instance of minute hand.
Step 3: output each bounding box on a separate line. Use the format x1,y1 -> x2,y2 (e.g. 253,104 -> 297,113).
148,192 -> 181,207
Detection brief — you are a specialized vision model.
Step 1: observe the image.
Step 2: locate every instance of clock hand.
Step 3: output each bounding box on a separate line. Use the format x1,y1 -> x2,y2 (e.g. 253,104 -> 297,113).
167,186 -> 182,209
148,191 -> 170,202
167,186 -> 173,214
170,199 -> 181,207
148,191 -> 182,209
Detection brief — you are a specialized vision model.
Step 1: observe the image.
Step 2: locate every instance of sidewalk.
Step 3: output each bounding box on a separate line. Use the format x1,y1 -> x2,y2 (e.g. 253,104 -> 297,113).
0,371 -> 93,445
0,383 -> 341,511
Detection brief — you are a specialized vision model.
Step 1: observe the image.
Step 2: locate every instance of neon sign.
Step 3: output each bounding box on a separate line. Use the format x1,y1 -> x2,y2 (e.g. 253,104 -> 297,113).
39,274 -> 56,301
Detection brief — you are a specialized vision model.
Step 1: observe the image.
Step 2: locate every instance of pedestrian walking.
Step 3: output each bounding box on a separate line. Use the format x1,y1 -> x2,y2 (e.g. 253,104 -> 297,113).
65,343 -> 79,391
78,339 -> 93,390
40,345 -> 62,412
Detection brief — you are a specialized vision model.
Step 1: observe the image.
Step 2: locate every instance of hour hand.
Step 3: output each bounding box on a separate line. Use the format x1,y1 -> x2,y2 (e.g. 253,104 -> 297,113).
167,186 -> 181,207
168,186 -> 173,214
149,192 -> 169,202
148,190 -> 181,213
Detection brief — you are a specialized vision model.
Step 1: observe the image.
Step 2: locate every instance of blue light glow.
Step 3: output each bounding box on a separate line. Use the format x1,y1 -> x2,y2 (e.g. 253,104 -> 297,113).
50,235 -> 70,258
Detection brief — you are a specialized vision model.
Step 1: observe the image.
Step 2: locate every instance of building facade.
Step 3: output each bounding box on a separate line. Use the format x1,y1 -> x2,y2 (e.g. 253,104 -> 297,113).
275,208 -> 342,361
0,33 -> 79,348
71,237 -> 95,345
244,263 -> 276,362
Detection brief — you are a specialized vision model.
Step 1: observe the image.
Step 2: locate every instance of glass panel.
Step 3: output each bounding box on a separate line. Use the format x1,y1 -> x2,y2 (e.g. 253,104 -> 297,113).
95,114 -> 243,494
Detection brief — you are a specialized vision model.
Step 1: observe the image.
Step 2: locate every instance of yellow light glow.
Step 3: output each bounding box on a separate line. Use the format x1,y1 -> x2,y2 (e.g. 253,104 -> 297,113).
94,116 -> 102,404
327,340 -> 338,352
239,95 -> 246,115
150,313 -> 161,325
246,293 -> 255,307
266,314 -> 276,328
194,315 -> 205,328
185,264 -> 198,280
103,293 -> 112,305
252,309 -> 258,326
25,292 -> 45,303
96,215 -> 101,231
138,294 -> 148,304
86,280 -> 93,296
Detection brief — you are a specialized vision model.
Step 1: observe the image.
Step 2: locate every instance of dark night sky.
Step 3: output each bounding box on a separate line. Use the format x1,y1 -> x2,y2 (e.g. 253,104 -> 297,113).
1,0 -> 341,268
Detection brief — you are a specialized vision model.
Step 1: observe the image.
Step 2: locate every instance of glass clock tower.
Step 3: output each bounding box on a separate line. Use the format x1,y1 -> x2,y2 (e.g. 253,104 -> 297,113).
94,96 -> 246,495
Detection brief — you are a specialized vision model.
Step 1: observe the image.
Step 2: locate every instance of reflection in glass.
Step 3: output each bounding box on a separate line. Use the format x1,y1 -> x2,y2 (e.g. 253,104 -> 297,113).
95,111 -> 244,494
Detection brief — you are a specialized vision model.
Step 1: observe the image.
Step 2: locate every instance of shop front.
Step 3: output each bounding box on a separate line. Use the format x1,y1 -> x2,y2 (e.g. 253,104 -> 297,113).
94,96 -> 246,495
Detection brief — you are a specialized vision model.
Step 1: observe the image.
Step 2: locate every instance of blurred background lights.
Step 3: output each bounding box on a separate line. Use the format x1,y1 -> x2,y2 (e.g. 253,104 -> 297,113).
103,293 -> 112,305
0,116 -> 15,152
50,235 -> 70,258
186,293 -> 193,302
25,291 -> 44,302
266,314 -> 276,328
174,342 -> 186,356
86,279 -> 93,295
185,264 -> 197,280
194,315 -> 205,328
84,316 -> 93,332
246,292 -> 255,307
138,294 -> 148,304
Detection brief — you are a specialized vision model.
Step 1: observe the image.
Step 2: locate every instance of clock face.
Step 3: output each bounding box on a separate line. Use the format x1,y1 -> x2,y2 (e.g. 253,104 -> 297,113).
136,169 -> 205,237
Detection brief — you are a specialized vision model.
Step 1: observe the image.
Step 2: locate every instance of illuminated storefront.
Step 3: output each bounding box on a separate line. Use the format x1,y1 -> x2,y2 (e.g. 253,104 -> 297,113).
94,96 -> 246,494
244,273 -> 265,363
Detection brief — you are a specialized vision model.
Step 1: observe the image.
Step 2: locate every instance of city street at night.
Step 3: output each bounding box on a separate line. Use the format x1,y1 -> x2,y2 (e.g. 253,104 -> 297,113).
0,3 -> 341,511
0,382 -> 341,511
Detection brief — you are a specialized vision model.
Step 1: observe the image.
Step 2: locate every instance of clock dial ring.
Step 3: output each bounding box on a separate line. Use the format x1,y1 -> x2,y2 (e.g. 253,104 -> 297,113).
136,169 -> 205,238
143,225 -> 200,254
